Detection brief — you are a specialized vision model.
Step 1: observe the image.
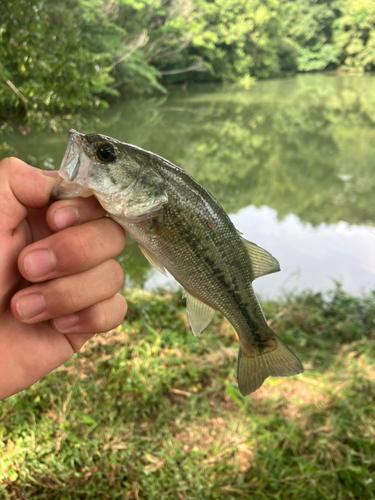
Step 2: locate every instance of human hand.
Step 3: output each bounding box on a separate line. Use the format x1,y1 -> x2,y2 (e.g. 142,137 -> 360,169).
0,158 -> 127,400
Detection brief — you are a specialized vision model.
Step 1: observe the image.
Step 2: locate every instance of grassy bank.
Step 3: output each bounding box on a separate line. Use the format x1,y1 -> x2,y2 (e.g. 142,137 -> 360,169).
1,284 -> 375,499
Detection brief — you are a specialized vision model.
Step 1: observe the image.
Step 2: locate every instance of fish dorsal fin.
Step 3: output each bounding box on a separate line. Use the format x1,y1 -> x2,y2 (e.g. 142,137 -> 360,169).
182,290 -> 215,336
138,245 -> 167,277
241,238 -> 280,281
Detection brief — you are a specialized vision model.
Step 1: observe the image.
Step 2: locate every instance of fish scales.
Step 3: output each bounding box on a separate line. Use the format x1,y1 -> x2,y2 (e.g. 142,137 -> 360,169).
121,171 -> 265,344
52,129 -> 304,395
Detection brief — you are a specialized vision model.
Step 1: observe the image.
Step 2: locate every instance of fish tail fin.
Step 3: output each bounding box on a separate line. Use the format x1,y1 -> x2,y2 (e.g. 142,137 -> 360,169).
237,332 -> 303,396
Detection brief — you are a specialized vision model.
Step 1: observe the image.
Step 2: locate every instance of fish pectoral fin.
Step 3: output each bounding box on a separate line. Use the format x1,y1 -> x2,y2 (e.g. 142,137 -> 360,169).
241,238 -> 280,280
183,290 -> 215,336
237,334 -> 303,396
138,245 -> 168,277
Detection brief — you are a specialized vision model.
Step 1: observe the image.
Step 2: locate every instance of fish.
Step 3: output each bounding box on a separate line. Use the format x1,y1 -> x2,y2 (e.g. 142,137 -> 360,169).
52,129 -> 303,395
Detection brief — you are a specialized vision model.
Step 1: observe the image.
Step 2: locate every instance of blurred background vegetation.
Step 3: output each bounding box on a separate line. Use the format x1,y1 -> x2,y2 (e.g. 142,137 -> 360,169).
2,0 -> 375,132
1,2 -> 375,498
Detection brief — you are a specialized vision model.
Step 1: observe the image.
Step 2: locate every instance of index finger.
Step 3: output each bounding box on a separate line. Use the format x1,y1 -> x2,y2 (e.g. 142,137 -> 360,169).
46,196 -> 107,232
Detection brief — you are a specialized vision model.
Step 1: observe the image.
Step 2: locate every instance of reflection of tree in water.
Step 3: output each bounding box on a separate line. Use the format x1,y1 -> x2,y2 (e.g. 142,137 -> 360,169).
102,74 -> 375,227
92,75 -> 375,224
12,75 -> 375,226
153,75 -> 375,226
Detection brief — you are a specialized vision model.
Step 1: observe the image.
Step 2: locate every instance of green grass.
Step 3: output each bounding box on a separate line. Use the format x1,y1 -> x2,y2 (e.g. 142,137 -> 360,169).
1,284 -> 375,499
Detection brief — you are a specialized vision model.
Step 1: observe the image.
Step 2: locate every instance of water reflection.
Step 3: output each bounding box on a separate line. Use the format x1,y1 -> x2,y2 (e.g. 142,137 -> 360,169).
8,74 -> 375,297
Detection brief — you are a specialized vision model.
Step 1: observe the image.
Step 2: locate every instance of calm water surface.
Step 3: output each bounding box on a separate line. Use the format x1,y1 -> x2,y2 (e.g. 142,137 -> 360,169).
10,74 -> 375,298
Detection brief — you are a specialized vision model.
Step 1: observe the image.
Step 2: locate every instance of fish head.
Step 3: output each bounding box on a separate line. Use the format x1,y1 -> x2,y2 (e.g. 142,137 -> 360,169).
52,129 -> 168,221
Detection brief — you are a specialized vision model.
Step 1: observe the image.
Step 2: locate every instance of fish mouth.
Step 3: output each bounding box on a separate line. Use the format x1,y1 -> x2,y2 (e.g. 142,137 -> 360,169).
51,129 -> 94,200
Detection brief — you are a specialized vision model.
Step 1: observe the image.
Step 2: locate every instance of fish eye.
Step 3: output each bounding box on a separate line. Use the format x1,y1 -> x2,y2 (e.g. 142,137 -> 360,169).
95,143 -> 117,163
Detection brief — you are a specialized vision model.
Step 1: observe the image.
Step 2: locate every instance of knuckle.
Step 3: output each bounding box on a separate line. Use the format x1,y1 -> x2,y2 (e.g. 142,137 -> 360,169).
74,228 -> 95,262
53,220 -> 125,273
57,281 -> 82,313
59,226 -> 95,267
43,259 -> 124,318
90,296 -> 124,333
46,276 -> 84,315
92,302 -> 110,333
92,295 -> 126,333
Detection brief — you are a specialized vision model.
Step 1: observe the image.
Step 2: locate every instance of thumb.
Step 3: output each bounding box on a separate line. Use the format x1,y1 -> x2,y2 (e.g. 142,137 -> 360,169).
0,158 -> 57,233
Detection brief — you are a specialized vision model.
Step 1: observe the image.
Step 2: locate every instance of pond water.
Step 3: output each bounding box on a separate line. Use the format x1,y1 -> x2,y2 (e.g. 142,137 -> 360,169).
9,74 -> 375,299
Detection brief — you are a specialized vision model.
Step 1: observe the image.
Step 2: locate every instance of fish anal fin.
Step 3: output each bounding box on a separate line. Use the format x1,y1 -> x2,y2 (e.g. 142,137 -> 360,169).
241,238 -> 280,280
183,290 -> 215,336
138,245 -> 167,277
237,334 -> 303,396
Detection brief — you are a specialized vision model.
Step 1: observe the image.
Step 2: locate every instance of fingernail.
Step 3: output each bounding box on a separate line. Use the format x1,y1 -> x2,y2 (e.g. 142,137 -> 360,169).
24,249 -> 56,279
53,314 -> 79,332
16,294 -> 46,320
54,207 -> 79,230
41,170 -> 58,178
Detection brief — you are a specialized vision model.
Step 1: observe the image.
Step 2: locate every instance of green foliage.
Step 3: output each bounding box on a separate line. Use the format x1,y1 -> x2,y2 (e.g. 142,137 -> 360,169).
262,282 -> 375,368
0,0 -> 192,129
280,0 -> 375,73
189,0 -> 375,81
333,0 -> 375,72
2,0 -> 375,133
191,0 -> 283,82
0,0 -> 113,129
280,0 -> 339,71
72,0 -> 174,95
1,285 -> 375,498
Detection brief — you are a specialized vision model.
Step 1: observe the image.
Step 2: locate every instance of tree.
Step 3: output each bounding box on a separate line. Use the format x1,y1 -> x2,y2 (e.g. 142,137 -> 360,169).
280,0 -> 339,71
0,0 -> 113,129
191,0 -> 284,82
333,0 -> 375,72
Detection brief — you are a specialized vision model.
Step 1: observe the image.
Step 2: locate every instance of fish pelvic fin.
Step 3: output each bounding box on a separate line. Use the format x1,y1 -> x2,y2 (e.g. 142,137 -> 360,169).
183,290 -> 216,336
237,333 -> 303,396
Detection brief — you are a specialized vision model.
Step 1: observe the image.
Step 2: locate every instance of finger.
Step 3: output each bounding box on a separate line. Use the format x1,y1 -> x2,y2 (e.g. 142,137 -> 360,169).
46,196 -> 107,232
0,158 -> 56,233
18,218 -> 126,283
27,206 -> 53,242
52,293 -> 127,337
11,259 -> 124,323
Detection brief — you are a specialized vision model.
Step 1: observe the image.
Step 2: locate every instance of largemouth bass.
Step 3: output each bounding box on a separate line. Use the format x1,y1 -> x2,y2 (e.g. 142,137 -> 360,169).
52,129 -> 303,395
